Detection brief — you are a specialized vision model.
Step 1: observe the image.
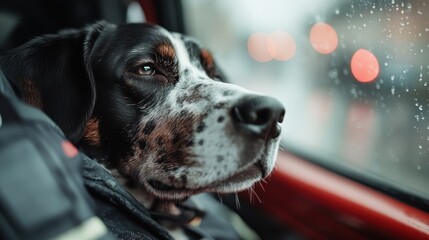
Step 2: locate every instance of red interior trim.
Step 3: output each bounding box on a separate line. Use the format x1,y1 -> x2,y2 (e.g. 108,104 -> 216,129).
247,151 -> 429,239
138,0 -> 159,24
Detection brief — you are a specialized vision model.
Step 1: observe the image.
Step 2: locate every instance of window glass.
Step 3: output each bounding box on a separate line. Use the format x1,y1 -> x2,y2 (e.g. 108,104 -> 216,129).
183,0 -> 429,199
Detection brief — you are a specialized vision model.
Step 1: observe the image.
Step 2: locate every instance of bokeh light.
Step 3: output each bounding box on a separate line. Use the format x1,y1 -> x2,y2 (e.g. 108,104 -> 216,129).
350,49 -> 380,83
248,33 -> 272,62
310,22 -> 338,54
267,31 -> 296,61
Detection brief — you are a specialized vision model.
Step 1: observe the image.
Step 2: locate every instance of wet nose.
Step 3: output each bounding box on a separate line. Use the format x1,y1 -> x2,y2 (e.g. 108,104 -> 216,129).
231,95 -> 285,140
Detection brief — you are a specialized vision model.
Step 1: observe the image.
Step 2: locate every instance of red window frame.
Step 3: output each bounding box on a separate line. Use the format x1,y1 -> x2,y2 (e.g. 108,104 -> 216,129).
244,151 -> 429,239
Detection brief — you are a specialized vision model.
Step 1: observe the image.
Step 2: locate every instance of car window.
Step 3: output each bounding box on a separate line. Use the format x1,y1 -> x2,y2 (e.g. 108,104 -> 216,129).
182,0 -> 429,200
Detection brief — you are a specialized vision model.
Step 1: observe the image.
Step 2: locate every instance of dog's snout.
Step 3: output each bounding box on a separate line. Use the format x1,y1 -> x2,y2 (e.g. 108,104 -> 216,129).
231,95 -> 285,140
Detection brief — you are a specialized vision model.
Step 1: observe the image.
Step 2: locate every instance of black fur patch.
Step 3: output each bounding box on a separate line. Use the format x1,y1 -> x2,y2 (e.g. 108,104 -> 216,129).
143,120 -> 156,135
139,140 -> 147,150
196,122 -> 206,132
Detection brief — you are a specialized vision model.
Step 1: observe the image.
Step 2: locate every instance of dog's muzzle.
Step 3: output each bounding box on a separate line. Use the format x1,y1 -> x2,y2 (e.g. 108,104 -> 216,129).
231,95 -> 285,141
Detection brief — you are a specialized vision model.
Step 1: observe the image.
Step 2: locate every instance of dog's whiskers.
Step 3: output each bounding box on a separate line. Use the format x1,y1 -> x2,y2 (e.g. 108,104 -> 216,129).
248,188 -> 253,204
250,187 -> 262,203
217,193 -> 223,205
234,193 -> 241,210
279,143 -> 287,151
258,181 -> 266,192
274,164 -> 278,170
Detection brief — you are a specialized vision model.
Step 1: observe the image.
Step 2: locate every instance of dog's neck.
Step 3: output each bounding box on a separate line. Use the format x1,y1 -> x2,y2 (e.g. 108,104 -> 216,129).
109,168 -> 154,208
107,167 -> 193,239
108,167 -> 181,215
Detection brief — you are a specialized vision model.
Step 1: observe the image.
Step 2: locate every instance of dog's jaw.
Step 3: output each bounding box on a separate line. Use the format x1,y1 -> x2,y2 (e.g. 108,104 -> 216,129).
142,137 -> 280,199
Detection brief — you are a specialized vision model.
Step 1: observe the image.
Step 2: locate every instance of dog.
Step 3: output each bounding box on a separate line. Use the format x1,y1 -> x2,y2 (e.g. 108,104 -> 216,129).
0,21 -> 285,223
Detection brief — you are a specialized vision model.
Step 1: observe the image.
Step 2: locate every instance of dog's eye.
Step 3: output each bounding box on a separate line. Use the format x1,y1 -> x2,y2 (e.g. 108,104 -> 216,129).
129,64 -> 156,76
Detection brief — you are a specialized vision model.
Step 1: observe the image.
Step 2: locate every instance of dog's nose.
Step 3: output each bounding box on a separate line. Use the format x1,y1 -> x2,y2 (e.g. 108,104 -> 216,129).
231,95 -> 285,140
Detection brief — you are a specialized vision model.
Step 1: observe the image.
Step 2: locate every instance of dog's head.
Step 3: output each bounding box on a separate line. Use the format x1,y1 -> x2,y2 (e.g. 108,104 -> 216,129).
1,22 -> 285,201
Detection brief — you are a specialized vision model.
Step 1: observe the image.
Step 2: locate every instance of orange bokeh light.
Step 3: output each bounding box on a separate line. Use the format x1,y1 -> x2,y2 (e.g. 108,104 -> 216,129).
351,49 -> 380,83
267,31 -> 296,61
248,33 -> 272,62
248,31 -> 296,62
310,22 -> 338,54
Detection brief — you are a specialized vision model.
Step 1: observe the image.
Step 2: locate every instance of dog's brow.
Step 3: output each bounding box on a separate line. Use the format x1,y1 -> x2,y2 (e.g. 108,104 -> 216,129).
152,42 -> 179,79
157,43 -> 176,60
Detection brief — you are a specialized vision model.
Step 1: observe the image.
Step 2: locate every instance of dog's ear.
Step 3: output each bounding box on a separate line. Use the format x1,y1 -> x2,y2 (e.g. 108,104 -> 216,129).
0,21 -> 114,143
199,48 -> 229,83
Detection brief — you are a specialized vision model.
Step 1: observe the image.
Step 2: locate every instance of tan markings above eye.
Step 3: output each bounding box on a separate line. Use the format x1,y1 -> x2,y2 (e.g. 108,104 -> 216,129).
157,43 -> 176,59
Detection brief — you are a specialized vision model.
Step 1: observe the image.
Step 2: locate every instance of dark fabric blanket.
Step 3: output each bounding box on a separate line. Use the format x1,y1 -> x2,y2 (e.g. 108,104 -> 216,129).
81,156 -> 173,240
81,155 -> 244,240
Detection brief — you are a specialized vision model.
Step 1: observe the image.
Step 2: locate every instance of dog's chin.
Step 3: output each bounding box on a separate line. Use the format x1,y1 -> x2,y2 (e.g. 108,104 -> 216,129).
141,137 -> 281,202
143,163 -> 264,201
